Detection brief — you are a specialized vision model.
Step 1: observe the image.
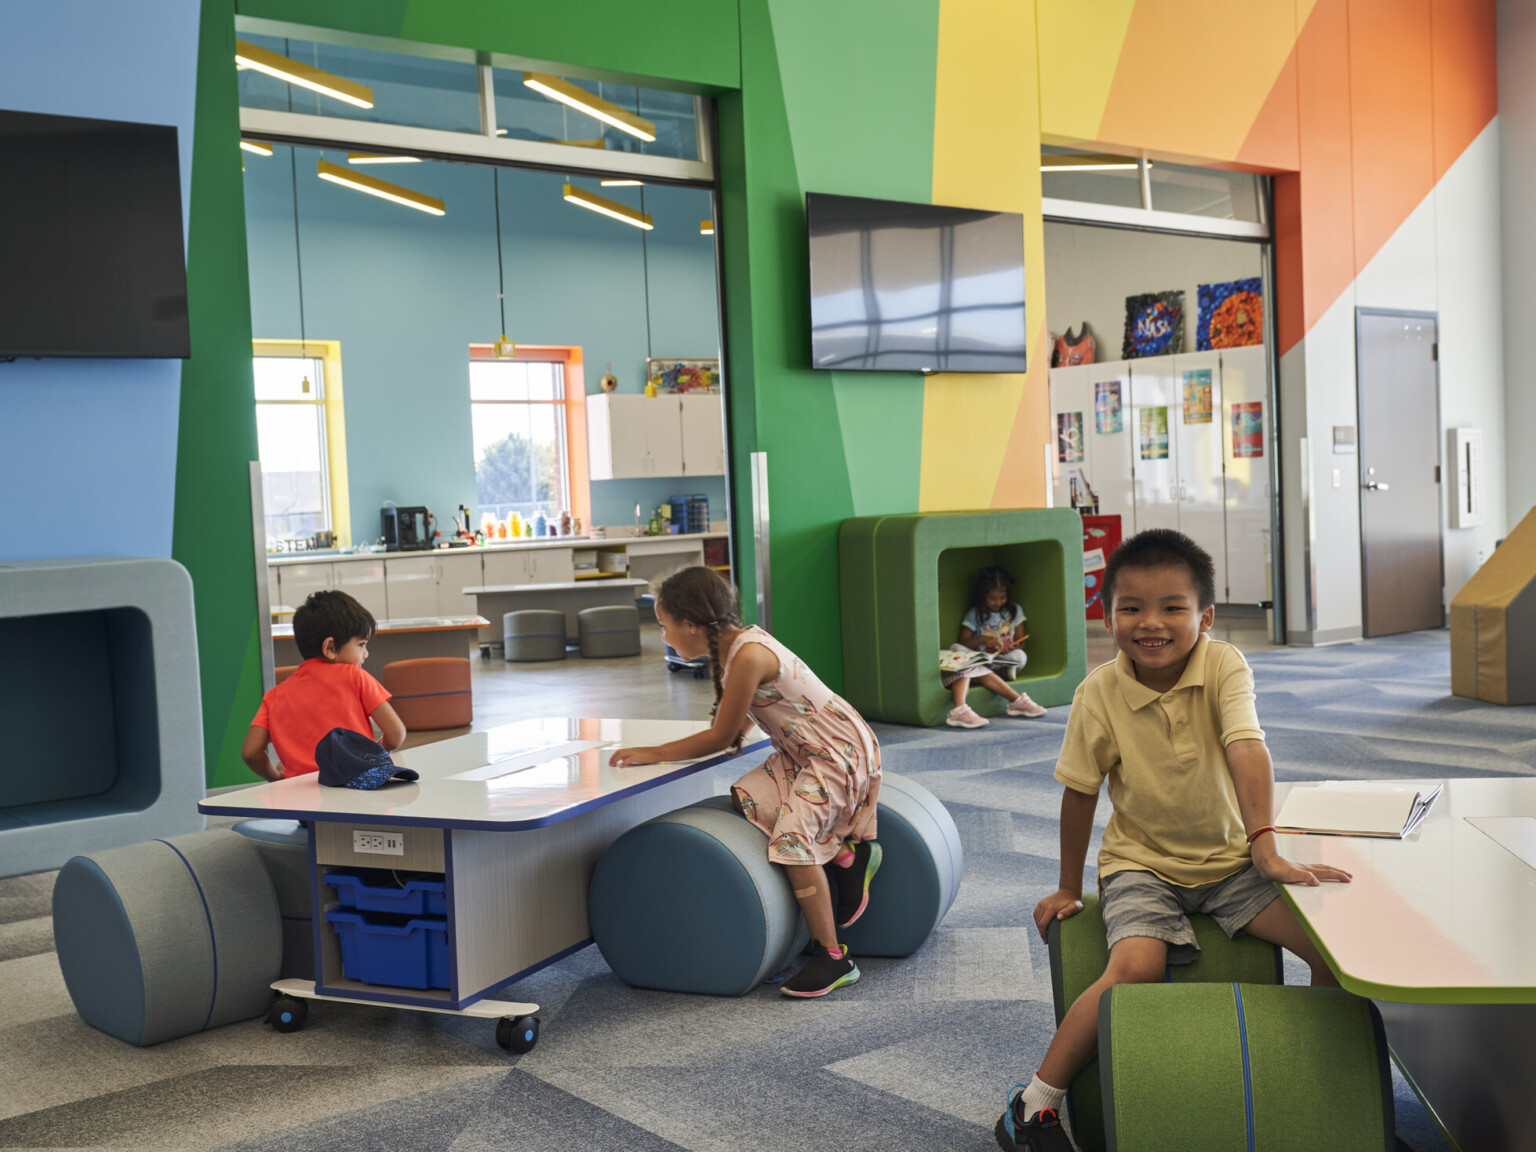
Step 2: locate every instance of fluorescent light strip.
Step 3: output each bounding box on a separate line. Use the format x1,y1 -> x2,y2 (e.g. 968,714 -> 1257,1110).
523,72 -> 656,142
700,220 -> 715,235
317,160 -> 444,215
601,179 -> 644,187
1040,162 -> 1141,172
234,40 -> 374,109
563,184 -> 653,230
240,140 -> 274,156
347,151 -> 422,164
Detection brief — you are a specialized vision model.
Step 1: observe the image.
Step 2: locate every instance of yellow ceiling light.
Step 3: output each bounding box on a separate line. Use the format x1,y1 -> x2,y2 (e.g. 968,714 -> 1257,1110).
240,139 -> 274,156
347,151 -> 422,164
317,159 -> 444,216
1039,152 -> 1147,172
234,39 -> 374,109
558,138 -> 608,150
563,183 -> 653,230
700,220 -> 715,235
522,72 -> 656,142
601,178 -> 644,187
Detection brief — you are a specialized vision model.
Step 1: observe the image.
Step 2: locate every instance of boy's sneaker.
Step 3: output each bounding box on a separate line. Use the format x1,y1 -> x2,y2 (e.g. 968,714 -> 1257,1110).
833,838 -> 883,928
946,704 -> 989,728
995,1087 -> 1072,1152
781,944 -> 860,998
1006,693 -> 1047,718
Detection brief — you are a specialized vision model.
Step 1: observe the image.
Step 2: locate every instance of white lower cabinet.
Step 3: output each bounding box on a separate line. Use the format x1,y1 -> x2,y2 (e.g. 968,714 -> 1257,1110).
385,556 -> 438,619
483,547 -> 574,586
435,552 -> 483,618
331,559 -> 387,619
275,563 -> 334,614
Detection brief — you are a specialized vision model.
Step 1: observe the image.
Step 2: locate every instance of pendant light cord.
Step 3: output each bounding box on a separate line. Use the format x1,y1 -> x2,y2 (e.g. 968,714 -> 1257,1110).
290,143 -> 307,358
637,88 -> 652,359
494,167 -> 507,334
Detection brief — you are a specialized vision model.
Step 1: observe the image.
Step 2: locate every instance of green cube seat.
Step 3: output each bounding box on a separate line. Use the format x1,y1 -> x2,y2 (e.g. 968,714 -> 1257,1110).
1099,983 -> 1393,1151
838,509 -> 1086,726
1048,892 -> 1284,1152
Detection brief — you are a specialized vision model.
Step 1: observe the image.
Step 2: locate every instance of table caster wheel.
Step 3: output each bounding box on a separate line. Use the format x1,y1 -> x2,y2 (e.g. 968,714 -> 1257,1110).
497,1015 -> 539,1053
267,994 -> 307,1033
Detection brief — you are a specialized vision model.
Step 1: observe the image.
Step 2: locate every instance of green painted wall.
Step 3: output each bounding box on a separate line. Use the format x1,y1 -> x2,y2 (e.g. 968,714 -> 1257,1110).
175,0 -> 264,789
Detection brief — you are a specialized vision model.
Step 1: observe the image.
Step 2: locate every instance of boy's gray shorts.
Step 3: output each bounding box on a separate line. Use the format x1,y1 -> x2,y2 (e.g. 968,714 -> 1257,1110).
1098,865 -> 1280,965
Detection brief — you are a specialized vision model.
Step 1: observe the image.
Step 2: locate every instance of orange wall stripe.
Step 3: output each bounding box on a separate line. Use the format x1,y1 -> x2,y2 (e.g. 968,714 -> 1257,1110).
1430,0 -> 1498,183
1236,40 -> 1301,172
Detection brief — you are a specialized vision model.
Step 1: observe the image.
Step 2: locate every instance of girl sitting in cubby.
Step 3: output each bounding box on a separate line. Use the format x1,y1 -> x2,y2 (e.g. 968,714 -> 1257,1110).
943,566 -> 1047,728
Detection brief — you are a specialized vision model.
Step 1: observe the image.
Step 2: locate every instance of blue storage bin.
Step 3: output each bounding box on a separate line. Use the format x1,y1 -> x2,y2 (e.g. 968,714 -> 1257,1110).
325,910 -> 451,990
324,870 -> 447,917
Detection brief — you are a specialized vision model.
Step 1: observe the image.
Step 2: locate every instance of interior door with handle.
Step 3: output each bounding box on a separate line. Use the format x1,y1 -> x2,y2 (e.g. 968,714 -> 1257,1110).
1356,310 -> 1443,637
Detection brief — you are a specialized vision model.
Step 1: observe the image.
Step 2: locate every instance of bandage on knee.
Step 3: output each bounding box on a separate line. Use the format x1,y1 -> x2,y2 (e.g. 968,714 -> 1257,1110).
794,885 -> 818,899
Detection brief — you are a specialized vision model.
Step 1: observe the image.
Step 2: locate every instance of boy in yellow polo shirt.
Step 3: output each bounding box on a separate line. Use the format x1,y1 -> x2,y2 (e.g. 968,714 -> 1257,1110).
995,529 -> 1352,1152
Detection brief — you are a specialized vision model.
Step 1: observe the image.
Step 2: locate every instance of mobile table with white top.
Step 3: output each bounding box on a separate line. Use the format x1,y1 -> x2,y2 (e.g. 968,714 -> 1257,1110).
199,718 -> 763,1051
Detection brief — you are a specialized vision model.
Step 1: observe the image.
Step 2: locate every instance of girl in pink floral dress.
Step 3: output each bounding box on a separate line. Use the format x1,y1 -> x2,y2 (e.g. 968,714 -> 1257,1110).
610,567 -> 882,998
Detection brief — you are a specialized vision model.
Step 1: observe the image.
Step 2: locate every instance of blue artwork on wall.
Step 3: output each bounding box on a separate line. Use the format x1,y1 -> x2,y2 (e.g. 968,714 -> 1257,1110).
1122,291 -> 1184,359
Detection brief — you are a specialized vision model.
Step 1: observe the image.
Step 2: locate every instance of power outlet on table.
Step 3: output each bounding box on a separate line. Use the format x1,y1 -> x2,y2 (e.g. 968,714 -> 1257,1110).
353,830 -> 405,855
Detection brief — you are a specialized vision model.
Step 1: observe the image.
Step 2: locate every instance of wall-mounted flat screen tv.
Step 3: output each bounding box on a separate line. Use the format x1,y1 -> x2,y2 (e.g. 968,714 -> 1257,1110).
807,192 -> 1026,374
0,108 -> 190,358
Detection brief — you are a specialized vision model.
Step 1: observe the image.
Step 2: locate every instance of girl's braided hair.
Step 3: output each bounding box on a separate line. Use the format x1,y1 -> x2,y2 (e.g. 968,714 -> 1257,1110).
655,566 -> 745,750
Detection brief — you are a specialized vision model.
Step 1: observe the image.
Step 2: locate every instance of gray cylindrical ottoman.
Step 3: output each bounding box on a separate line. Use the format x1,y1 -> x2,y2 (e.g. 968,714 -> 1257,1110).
590,805 -> 807,995
233,819 -> 313,981
504,609 -> 567,662
51,829 -> 282,1046
577,604 -> 641,658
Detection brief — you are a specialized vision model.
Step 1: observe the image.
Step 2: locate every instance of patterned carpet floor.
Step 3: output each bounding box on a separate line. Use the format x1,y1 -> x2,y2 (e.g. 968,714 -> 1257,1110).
0,630 -> 1524,1150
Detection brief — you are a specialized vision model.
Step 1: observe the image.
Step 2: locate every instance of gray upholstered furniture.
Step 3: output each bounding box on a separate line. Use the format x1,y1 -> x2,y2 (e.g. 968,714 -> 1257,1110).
587,771 -> 961,995
0,557 -> 206,877
503,609 -> 567,662
577,604 -> 642,658
232,819 -> 314,981
51,829 -> 281,1046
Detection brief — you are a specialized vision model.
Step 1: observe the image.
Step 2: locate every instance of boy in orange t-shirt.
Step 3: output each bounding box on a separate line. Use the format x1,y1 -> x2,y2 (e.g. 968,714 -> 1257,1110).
241,591 -> 406,780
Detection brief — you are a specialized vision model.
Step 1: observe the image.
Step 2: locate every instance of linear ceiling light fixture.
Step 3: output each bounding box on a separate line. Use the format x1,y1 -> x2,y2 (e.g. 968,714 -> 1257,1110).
240,139 -> 274,156
700,220 -> 715,235
317,159 -> 444,216
601,179 -> 644,187
234,39 -> 374,108
1039,153 -> 1148,172
523,72 -> 656,142
563,183 -> 653,230
347,151 -> 421,164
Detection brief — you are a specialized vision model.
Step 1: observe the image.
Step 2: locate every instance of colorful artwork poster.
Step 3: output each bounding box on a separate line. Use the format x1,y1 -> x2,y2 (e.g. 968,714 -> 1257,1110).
1094,380 -> 1123,433
1182,369 -> 1213,424
1197,278 -> 1263,350
1232,400 -> 1264,458
1139,406 -> 1169,460
1122,291 -> 1184,359
1056,412 -> 1085,463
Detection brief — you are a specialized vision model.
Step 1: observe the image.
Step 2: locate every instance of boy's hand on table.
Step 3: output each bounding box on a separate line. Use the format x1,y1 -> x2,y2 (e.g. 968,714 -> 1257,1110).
1252,839 -> 1352,886
1033,888 -> 1086,941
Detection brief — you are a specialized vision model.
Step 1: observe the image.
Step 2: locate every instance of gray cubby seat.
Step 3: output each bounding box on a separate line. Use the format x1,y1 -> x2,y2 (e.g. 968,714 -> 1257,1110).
587,771 -> 961,995
52,829 -> 281,1046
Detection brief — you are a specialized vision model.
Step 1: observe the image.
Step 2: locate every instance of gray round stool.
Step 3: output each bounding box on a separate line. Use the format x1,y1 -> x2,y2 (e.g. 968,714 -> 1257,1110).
577,604 -> 642,658
504,609 -> 567,662
233,819 -> 313,981
51,829 -> 282,1046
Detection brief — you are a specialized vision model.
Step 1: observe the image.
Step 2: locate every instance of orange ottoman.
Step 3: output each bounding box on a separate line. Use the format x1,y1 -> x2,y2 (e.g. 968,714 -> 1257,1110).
274,664 -> 299,684
382,657 -> 472,731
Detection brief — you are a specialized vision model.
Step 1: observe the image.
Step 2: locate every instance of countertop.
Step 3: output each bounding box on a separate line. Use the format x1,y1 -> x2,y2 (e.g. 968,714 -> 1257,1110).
266,530 -> 728,566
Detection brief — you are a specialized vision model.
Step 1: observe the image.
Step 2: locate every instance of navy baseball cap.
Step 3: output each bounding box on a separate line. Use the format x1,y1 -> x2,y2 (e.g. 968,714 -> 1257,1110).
315,728 -> 420,790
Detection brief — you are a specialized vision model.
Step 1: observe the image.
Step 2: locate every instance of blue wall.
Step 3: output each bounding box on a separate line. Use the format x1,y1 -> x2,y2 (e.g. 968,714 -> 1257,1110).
243,147 -> 725,542
0,0 -> 201,561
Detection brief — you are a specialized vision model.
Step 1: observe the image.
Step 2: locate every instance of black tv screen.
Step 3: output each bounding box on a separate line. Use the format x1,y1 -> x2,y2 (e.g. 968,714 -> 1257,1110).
807,192 -> 1026,373
0,109 -> 190,358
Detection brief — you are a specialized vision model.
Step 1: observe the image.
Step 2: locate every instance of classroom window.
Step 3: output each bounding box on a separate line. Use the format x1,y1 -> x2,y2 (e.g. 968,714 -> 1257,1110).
254,355 -> 332,541
470,358 -> 569,523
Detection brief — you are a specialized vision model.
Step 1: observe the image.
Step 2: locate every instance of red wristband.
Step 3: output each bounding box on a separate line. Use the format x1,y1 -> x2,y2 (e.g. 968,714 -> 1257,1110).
1247,825 -> 1276,845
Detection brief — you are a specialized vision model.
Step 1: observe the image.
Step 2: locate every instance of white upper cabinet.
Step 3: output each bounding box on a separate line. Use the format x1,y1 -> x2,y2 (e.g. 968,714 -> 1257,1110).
587,394 -> 725,480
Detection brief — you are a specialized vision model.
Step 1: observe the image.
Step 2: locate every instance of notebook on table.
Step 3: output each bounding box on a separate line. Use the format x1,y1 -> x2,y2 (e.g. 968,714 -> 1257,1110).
1275,782 -> 1444,838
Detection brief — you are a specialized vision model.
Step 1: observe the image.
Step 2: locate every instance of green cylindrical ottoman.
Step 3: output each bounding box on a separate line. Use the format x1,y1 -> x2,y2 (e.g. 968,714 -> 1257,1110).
504,609 -> 567,662
51,829 -> 282,1046
577,605 -> 641,658
1048,893 -> 1283,1152
233,819 -> 313,981
1099,983 -> 1393,1151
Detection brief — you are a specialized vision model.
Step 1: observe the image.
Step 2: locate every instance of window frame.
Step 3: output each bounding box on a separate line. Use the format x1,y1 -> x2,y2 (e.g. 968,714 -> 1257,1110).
253,340 -> 353,547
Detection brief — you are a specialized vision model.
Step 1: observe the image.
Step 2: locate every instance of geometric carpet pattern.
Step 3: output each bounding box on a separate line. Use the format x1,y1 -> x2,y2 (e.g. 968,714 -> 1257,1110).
0,631 -> 1514,1149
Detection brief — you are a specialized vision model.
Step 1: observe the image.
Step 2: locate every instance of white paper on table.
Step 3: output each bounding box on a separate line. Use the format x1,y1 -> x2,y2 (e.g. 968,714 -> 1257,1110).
447,740 -> 611,781
1276,782 -> 1443,837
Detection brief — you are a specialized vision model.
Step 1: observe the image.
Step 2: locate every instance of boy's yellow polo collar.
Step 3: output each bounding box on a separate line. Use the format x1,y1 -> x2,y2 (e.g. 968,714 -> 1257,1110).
1113,633 -> 1211,710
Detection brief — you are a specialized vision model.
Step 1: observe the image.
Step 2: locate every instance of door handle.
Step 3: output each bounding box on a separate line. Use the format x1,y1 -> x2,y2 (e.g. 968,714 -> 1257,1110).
1365,481 -> 1390,491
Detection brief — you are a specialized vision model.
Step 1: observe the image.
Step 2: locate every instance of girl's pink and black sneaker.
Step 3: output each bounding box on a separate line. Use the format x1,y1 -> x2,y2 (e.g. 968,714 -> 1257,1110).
995,1087 -> 1072,1152
832,837 -> 882,928
780,943 -> 859,998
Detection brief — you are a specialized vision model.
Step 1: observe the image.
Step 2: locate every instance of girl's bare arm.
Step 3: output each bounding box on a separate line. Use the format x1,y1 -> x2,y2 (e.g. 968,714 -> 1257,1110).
610,644 -> 778,765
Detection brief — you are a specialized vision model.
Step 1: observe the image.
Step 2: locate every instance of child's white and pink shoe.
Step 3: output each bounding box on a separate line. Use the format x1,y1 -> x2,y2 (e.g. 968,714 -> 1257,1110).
1006,694 -> 1047,718
946,704 -> 989,728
